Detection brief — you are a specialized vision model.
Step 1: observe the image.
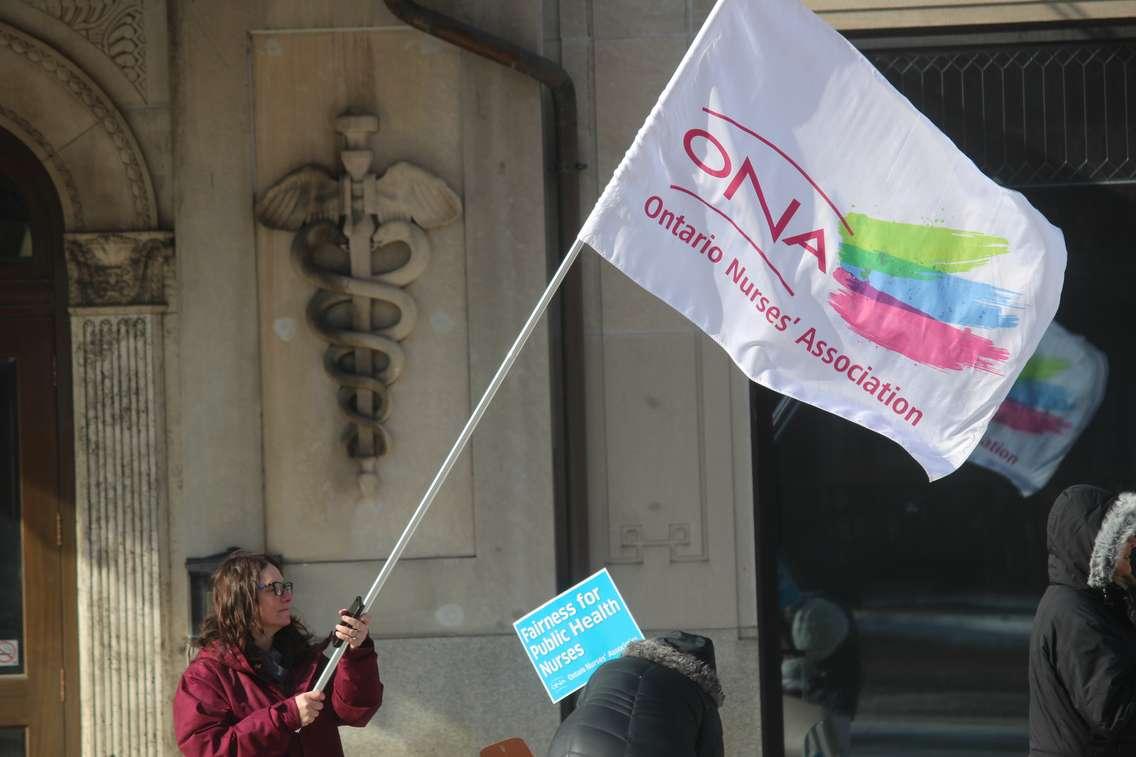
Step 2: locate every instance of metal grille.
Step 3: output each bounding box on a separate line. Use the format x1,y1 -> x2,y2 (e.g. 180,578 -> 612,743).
865,40 -> 1136,187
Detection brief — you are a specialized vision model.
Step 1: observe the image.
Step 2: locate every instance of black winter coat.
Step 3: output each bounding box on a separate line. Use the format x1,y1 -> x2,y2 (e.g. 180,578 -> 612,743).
1029,485 -> 1136,756
546,637 -> 725,757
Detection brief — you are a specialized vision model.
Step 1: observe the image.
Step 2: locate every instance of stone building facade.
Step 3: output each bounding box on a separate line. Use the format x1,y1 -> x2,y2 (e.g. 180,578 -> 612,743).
0,0 -> 1132,755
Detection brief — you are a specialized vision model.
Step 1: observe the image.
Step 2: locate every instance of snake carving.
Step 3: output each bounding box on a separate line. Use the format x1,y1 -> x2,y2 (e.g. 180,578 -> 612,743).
256,113 -> 462,493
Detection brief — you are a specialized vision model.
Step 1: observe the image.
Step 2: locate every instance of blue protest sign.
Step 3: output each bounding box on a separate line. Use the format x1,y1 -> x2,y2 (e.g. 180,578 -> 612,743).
513,568 -> 644,703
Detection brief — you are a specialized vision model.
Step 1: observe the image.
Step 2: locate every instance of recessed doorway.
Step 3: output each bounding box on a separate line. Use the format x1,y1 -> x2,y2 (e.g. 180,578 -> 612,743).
0,126 -> 78,757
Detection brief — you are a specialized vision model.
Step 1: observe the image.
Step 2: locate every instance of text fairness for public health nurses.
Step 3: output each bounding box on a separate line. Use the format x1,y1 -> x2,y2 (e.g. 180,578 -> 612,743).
518,588 -> 623,674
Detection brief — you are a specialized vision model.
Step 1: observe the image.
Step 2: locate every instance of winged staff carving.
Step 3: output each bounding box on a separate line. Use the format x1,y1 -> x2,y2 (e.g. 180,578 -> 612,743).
256,162 -> 461,231
256,112 -> 462,495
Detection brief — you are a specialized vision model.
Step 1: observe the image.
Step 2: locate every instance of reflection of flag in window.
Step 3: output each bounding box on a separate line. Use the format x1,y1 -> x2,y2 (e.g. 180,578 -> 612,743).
969,322 -> 1107,495
994,356 -> 1074,434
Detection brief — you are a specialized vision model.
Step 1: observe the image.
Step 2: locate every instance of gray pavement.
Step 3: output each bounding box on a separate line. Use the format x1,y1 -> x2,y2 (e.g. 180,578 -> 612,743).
847,602 -> 1033,756
852,720 -> 1027,756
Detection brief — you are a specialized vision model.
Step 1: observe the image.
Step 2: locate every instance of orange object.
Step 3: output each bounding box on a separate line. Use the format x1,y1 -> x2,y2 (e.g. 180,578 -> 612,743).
480,737 -> 534,757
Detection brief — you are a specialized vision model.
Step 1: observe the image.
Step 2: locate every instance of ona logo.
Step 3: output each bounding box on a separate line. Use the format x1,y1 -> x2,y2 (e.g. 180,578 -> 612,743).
681,124 -> 836,279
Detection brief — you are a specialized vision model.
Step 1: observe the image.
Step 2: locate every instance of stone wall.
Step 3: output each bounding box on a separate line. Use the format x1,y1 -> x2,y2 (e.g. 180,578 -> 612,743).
556,2 -> 762,751
173,0 -> 560,752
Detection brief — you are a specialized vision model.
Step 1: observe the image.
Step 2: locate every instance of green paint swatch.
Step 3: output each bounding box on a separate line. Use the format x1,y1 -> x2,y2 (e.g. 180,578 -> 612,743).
1019,354 -> 1070,381
838,243 -> 940,281
842,212 -> 1009,273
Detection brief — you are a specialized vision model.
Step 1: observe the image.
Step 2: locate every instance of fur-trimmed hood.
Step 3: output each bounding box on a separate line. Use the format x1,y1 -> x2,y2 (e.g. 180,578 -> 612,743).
1089,492 -> 1136,589
624,637 -> 725,706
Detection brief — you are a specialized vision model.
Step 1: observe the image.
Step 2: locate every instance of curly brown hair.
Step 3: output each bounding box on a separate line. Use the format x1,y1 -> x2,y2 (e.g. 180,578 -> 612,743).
193,551 -> 314,662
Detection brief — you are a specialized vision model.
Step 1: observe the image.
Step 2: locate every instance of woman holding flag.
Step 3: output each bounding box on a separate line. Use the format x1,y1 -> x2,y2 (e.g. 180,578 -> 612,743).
173,551 -> 383,756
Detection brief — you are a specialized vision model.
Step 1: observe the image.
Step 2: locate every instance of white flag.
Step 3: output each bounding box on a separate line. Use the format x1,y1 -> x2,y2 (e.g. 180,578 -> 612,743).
970,323 -> 1107,496
578,0 -> 1066,479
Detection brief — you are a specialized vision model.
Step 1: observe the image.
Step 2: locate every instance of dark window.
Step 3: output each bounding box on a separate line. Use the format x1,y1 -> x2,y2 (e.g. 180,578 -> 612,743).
868,40 -> 1135,186
0,175 -> 32,262
0,727 -> 25,757
0,360 -> 22,676
767,29 -> 1136,754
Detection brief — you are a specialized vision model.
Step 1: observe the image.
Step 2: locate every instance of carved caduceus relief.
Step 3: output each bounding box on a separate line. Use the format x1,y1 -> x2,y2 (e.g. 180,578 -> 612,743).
256,112 -> 462,494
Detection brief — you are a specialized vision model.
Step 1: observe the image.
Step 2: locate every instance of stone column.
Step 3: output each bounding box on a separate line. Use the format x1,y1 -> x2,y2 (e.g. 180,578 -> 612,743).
65,231 -> 174,757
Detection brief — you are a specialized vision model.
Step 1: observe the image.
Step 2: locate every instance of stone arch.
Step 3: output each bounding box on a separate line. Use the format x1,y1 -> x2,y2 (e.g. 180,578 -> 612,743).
0,21 -> 156,231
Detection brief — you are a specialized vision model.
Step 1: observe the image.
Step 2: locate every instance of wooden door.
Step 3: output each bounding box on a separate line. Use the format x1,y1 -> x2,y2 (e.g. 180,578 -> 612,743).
0,127 -> 73,756
0,320 -> 64,756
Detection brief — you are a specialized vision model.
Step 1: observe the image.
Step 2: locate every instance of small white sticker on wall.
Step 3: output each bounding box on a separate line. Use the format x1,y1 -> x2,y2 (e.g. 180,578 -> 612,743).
273,317 -> 298,342
0,639 -> 18,666
430,311 -> 454,335
434,603 -> 464,627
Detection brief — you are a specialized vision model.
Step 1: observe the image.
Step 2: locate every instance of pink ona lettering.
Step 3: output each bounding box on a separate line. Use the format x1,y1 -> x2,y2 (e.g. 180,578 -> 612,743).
683,128 -> 828,274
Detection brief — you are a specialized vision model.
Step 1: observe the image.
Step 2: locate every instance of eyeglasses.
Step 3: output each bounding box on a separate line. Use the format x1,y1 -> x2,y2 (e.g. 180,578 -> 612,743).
257,581 -> 294,597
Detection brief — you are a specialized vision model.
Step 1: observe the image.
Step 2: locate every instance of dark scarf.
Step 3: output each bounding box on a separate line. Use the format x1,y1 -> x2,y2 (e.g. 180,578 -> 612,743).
1100,584 -> 1136,628
247,644 -> 289,685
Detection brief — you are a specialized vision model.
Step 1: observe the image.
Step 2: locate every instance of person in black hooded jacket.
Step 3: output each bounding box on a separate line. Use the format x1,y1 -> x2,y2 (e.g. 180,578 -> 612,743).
546,631 -> 724,757
1029,484 -> 1136,756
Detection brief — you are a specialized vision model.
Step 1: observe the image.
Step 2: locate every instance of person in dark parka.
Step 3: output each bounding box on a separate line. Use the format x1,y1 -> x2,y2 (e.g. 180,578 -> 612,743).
1029,485 -> 1136,756
546,631 -> 725,757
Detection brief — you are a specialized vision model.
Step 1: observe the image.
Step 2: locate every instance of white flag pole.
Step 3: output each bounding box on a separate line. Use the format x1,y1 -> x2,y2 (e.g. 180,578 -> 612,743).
311,237 -> 586,693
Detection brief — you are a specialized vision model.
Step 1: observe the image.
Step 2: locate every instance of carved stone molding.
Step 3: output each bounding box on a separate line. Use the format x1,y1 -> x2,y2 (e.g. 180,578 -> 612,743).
71,313 -> 166,757
615,522 -> 706,563
256,111 -> 462,494
19,0 -> 146,98
64,231 -> 174,310
0,103 -> 84,228
0,21 -> 156,228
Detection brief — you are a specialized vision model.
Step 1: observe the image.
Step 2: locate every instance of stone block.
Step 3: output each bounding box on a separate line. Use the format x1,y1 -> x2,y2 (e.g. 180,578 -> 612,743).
594,332 -> 741,630
599,259 -> 691,335
558,0 -> 591,39
335,635 -> 559,755
593,0 -> 688,39
172,0 -> 265,557
593,36 -> 687,183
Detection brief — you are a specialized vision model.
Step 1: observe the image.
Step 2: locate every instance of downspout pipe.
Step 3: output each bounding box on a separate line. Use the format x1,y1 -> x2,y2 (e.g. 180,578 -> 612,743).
381,0 -> 590,632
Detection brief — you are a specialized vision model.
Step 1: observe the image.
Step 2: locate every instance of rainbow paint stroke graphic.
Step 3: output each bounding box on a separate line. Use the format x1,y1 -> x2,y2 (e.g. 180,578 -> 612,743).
991,354 -> 1073,435
829,213 -> 1020,373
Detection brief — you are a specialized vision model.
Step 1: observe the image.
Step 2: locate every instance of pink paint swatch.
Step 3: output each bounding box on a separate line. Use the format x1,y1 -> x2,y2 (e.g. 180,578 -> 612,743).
829,285 -> 1010,373
993,398 -> 1071,434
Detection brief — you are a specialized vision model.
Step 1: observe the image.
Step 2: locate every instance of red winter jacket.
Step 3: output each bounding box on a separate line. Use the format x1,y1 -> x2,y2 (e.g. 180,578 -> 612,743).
173,638 -> 383,757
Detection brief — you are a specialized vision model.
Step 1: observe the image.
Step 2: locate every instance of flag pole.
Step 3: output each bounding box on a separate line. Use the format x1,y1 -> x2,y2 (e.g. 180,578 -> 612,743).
311,237 -> 587,693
